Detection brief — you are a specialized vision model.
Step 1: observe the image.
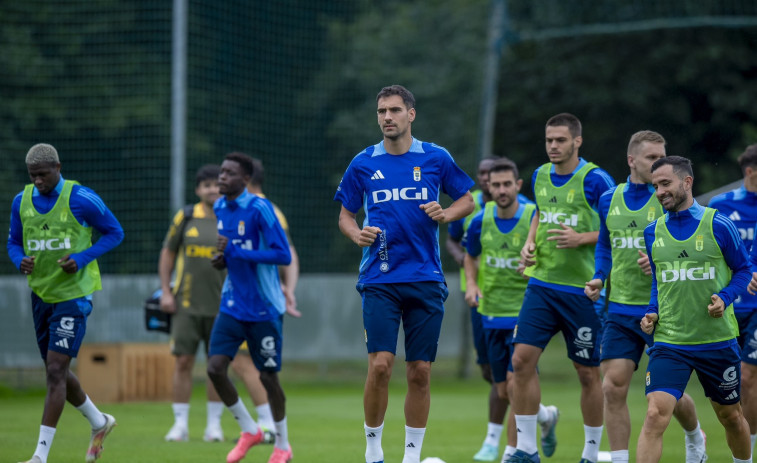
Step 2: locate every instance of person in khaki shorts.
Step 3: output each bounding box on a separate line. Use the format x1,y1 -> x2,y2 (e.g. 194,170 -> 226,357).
160,164 -> 228,442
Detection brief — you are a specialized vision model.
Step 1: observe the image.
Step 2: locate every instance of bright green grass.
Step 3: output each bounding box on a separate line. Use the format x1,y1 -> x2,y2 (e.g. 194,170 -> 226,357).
0,338 -> 737,462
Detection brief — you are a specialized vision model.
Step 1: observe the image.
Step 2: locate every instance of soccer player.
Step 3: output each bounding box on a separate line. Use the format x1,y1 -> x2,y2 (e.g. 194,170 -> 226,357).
584,131 -> 706,463
709,143 -> 757,454
334,84 -> 474,463
160,164 -> 229,443
205,152 -> 293,463
446,156 -> 508,461
8,143 -> 124,463
638,156 -> 752,463
464,159 -> 559,463
507,113 -> 615,463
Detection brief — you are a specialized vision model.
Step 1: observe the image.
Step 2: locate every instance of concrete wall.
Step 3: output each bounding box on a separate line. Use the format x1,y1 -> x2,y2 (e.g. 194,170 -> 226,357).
0,274 -> 468,368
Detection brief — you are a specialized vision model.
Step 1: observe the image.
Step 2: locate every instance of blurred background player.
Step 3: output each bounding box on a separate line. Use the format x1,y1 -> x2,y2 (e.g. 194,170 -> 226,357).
463,159 -> 559,462
708,143 -> 757,454
638,156 -> 751,462
509,113 -> 615,463
207,152 -> 293,463
335,85 -> 474,463
8,143 -> 124,463
584,131 -> 706,463
159,164 -> 230,442
445,156 -> 506,461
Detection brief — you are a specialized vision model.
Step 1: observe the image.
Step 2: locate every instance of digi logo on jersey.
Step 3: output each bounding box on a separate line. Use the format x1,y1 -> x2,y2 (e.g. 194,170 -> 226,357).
26,237 -> 72,251
657,260 -> 717,283
739,227 -> 755,242
372,187 -> 428,204
484,255 -> 520,270
611,229 -> 645,249
231,239 -> 254,250
539,210 -> 579,227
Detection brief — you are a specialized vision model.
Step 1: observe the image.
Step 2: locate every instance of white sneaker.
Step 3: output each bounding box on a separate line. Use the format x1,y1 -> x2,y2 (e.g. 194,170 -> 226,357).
87,413 -> 117,463
685,428 -> 707,463
203,424 -> 224,442
164,423 -> 189,442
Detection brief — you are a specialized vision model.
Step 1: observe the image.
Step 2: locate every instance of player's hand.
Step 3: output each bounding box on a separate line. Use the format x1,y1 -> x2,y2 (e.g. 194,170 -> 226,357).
520,241 -> 536,267
637,250 -> 652,275
57,254 -> 78,273
282,285 -> 301,318
420,201 -> 447,222
748,272 -> 757,296
216,234 -> 229,252
584,279 -> 603,302
356,226 -> 381,247
465,286 -> 481,307
211,252 -> 226,269
516,260 -> 529,278
640,313 -> 658,334
19,255 -> 35,275
708,294 -> 725,318
160,291 -> 177,314
546,224 -> 582,249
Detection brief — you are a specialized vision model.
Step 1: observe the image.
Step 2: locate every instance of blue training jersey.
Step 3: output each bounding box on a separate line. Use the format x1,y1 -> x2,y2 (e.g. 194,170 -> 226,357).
334,138 -> 474,284
644,201 -> 751,351
708,185 -> 757,312
7,176 -> 124,272
214,190 -> 291,322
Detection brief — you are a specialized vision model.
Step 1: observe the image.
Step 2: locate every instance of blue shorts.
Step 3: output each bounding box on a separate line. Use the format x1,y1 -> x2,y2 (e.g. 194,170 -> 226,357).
485,328 -> 515,383
646,343 -> 742,405
32,293 -> 92,359
514,285 -> 601,366
736,311 -> 757,365
358,282 -> 448,362
208,312 -> 282,372
600,312 -> 653,367
471,306 -> 488,365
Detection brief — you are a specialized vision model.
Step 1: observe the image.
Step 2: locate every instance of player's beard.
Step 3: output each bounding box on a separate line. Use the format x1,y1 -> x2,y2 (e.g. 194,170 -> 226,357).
660,183 -> 688,212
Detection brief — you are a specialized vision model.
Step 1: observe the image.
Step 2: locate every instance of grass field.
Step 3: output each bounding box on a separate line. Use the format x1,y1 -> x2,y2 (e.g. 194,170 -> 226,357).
0,337 -> 736,462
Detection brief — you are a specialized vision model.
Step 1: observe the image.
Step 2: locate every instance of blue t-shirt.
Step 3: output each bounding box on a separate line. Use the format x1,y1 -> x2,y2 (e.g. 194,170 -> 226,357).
644,201 -> 751,351
7,176 -> 124,272
708,185 -> 757,312
215,190 -> 291,322
334,138 -> 474,284
527,158 -> 616,295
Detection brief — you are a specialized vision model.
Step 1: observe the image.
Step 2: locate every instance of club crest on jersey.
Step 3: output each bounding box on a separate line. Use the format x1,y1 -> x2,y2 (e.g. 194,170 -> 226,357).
238,220 -> 245,236
695,234 -> 704,251
566,189 -> 575,203
413,166 -> 421,181
647,207 -> 657,222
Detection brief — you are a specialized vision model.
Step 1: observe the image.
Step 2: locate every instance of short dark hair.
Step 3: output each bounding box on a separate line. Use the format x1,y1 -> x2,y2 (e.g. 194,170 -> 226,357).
376,85 -> 415,110
488,157 -> 519,180
546,113 -> 582,138
224,151 -> 255,177
737,144 -> 757,173
651,155 -> 693,179
195,164 -> 220,186
249,158 -> 265,187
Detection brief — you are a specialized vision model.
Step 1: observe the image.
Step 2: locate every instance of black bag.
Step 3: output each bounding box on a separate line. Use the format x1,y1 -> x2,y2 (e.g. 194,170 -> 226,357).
144,288 -> 171,333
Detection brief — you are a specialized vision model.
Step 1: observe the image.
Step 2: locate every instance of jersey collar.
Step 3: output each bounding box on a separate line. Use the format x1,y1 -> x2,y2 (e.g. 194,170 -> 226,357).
550,157 -> 586,175
622,176 -> 655,195
373,137 -> 423,156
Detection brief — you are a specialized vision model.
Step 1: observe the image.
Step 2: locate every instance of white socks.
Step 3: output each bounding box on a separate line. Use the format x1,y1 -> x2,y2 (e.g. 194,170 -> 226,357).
76,396 -> 106,429
611,449 -> 629,462
402,426 -> 426,463
274,417 -> 290,450
365,422 -> 384,463
228,398 -> 259,435
206,401 -> 224,429
171,402 -> 190,429
256,403 -> 276,430
484,422 -> 504,447
514,414 -> 538,454
582,425 -> 603,463
34,425 -> 56,463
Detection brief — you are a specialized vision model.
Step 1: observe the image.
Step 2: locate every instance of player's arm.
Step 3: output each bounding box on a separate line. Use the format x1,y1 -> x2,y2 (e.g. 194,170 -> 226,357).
420,191 -> 474,223
463,215 -> 483,307
225,209 -> 291,265
338,206 -> 381,247
6,193 -> 35,274
712,213 -> 751,310
552,167 -> 614,249
63,186 -> 124,272
640,223 -> 659,334
586,190 -> 613,300
520,212 -> 539,267
445,219 -> 466,266
158,208 -> 187,313
280,243 -> 301,317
